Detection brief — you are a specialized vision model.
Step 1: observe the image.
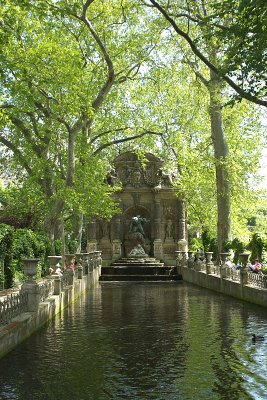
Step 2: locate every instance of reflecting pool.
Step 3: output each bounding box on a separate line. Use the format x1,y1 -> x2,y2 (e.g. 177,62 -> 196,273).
0,282 -> 266,400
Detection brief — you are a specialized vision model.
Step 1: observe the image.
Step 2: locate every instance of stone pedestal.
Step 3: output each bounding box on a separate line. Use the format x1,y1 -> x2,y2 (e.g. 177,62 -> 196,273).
21,281 -> 40,312
52,275 -> 62,295
100,238 -> 112,261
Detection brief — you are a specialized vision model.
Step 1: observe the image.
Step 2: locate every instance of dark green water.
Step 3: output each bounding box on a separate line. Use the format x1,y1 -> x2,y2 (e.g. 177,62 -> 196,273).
0,282 -> 266,400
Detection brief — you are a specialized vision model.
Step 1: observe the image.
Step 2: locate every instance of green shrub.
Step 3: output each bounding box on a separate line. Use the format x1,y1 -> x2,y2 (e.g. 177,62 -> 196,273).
225,238 -> 245,265
0,224 -> 14,288
248,232 -> 265,262
0,224 -> 51,288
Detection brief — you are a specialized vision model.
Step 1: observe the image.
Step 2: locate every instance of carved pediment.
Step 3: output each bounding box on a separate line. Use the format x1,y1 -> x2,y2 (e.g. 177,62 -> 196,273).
113,152 -> 167,188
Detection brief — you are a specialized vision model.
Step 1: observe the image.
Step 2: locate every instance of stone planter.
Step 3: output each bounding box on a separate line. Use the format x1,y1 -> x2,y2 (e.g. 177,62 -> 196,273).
21,258 -> 40,282
48,256 -> 62,274
205,252 -> 214,274
239,252 -> 250,266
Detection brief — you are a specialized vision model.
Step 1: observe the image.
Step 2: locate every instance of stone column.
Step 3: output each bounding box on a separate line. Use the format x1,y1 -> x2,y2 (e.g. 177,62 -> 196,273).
153,194 -> 163,259
87,219 -> 97,252
177,200 -> 188,251
111,216 -> 121,240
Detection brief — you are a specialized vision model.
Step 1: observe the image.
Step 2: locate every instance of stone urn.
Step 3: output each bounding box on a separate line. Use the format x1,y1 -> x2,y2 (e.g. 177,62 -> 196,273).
205,252 -> 214,274
48,256 -> 62,271
239,252 -> 250,267
21,258 -> 40,282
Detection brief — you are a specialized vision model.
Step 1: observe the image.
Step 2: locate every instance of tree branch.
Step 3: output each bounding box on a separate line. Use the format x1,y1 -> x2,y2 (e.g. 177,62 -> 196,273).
0,135 -> 31,173
149,0 -> 267,107
79,12 -> 115,113
93,130 -> 162,155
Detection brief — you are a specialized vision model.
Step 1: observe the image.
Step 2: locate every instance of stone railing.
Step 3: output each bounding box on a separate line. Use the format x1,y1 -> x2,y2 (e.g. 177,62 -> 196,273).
38,279 -> 55,302
247,271 -> 267,288
176,251 -> 266,289
0,251 -> 102,326
0,292 -> 28,325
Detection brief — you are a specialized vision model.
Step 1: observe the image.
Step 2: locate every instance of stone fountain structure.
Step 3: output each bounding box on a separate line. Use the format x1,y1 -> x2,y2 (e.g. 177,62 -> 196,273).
87,151 -> 187,266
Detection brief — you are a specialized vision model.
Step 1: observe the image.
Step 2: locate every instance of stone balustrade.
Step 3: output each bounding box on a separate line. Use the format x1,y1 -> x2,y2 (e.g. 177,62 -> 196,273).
176,251 -> 267,307
0,251 -> 102,328
0,250 -> 102,359
176,250 -> 267,287
0,292 -> 28,325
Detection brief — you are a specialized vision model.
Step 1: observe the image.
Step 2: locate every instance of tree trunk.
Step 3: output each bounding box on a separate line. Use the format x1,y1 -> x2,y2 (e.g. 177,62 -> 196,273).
44,197 -> 65,254
209,71 -> 231,252
71,213 -> 84,253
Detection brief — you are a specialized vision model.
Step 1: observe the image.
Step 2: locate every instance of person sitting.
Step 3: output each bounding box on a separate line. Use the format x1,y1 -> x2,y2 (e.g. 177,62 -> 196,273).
254,259 -> 262,274
246,262 -> 255,272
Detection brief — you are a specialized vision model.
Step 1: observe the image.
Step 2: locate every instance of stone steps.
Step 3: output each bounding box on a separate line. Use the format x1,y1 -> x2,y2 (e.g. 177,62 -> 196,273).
100,274 -> 181,282
99,258 -> 182,282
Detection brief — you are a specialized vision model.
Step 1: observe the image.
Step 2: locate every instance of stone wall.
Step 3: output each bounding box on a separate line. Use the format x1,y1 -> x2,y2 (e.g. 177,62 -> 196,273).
179,266 -> 267,308
0,265 -> 101,359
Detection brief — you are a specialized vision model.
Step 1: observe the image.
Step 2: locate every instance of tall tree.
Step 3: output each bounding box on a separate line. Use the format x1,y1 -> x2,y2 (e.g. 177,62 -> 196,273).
145,0 -> 265,251
0,0 -> 161,251
148,0 -> 267,107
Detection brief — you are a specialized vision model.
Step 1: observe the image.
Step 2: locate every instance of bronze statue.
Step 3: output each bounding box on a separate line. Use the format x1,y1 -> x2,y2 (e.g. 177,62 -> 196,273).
129,215 -> 148,237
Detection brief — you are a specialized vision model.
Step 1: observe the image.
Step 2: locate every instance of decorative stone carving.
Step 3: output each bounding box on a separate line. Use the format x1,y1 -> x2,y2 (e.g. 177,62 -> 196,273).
165,219 -> 173,240
128,244 -> 148,258
157,168 -> 173,187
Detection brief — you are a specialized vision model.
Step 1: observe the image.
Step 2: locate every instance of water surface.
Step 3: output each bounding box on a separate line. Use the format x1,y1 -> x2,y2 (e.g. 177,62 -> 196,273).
0,282 -> 266,400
